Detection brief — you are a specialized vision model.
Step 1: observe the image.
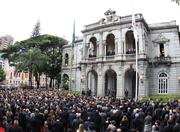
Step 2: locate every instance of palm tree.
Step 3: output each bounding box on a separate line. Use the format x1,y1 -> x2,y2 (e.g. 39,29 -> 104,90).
16,48 -> 49,88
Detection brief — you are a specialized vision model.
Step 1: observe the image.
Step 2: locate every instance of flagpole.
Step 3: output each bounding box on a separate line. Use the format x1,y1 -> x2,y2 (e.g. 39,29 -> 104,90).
70,20 -> 75,91
70,45 -> 72,91
135,33 -> 138,101
132,0 -> 138,101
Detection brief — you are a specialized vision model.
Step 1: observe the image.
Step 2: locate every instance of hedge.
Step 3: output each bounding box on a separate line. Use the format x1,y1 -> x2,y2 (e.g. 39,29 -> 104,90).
141,94 -> 180,102
63,90 -> 80,94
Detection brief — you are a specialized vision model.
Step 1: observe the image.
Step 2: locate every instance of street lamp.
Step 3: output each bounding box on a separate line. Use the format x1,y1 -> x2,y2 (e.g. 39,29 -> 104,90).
178,76 -> 180,83
140,74 -> 144,83
29,49 -> 33,89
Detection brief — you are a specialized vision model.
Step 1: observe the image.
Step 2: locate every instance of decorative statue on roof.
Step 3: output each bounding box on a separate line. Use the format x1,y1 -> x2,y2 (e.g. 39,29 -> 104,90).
101,8 -> 119,24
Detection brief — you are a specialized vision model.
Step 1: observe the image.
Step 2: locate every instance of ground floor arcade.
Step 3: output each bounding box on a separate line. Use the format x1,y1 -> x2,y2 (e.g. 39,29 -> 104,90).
78,62 -> 148,99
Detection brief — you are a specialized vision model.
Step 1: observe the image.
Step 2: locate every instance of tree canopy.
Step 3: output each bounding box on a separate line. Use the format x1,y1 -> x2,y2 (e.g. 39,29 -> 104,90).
0,67 -> 6,82
172,0 -> 180,5
31,20 -> 41,37
0,34 -> 68,88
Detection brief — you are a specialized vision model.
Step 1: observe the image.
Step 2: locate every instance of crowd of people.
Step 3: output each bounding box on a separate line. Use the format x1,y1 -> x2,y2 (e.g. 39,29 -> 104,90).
0,88 -> 180,132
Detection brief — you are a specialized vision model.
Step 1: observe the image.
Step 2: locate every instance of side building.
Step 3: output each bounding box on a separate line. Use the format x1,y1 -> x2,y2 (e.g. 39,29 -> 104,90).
0,35 -> 47,88
62,9 -> 180,98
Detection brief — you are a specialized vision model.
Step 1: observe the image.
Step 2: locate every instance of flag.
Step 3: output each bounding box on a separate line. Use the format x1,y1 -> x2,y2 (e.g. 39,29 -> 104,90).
132,13 -> 137,40
72,20 -> 75,48
132,0 -> 138,101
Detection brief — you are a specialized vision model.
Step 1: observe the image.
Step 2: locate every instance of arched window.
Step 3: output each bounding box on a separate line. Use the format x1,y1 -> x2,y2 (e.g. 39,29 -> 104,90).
106,34 -> 115,56
89,37 -> 97,58
65,53 -> 69,66
63,74 -> 69,90
158,72 -> 168,94
125,31 -> 136,54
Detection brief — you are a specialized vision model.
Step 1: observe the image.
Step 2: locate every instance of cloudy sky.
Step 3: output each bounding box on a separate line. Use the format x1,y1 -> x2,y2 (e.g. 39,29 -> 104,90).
0,0 -> 179,42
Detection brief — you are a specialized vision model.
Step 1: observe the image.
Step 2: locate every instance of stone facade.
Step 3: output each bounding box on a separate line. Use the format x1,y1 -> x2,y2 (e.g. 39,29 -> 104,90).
61,9 -> 180,99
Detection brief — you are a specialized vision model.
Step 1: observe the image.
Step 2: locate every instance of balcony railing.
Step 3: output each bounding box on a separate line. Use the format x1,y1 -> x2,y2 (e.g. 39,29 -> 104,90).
125,53 -> 136,60
106,51 -> 115,56
82,53 -> 147,63
153,56 -> 171,66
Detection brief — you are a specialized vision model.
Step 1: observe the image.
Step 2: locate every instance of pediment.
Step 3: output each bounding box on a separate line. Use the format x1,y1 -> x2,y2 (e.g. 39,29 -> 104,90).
153,33 -> 169,43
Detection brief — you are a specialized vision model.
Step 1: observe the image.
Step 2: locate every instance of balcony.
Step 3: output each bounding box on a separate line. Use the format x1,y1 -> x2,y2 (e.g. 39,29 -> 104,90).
81,52 -> 148,64
153,56 -> 171,66
124,54 -> 136,61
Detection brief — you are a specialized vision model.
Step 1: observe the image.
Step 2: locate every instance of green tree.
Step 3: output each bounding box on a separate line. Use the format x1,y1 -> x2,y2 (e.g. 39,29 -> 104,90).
39,35 -> 67,88
0,34 -> 67,88
172,0 -> 180,5
0,66 -> 6,82
16,48 -> 49,88
31,20 -> 41,37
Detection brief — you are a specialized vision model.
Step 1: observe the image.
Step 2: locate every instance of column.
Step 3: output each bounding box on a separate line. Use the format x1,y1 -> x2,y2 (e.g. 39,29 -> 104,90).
97,74 -> 104,97
118,30 -> 122,54
116,66 -> 123,98
138,29 -> 144,54
99,32 -> 103,56
80,65 -> 86,92
138,62 -> 148,98
97,64 -> 104,97
104,42 -> 106,56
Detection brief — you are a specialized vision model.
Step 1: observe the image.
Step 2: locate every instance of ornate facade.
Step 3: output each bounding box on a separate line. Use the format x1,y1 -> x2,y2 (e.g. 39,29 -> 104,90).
61,9 -> 180,98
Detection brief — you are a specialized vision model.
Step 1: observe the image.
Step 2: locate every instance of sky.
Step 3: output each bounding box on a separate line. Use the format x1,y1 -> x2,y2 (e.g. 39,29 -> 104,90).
0,0 -> 179,42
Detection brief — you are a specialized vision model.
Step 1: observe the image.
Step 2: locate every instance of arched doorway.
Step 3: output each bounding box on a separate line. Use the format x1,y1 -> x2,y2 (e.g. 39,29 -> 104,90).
125,69 -> 139,98
106,34 -> 115,56
87,70 -> 98,96
105,69 -> 117,98
62,74 -> 69,90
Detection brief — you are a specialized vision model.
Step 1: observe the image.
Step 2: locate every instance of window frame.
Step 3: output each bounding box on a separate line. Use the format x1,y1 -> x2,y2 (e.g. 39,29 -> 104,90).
158,72 -> 168,94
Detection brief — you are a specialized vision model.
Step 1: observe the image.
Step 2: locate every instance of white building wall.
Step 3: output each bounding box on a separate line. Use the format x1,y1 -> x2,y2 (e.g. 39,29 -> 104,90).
61,10 -> 180,98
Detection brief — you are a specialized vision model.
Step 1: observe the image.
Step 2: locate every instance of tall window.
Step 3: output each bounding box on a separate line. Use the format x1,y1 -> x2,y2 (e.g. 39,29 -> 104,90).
125,31 -> 136,54
158,72 -> 168,94
106,34 -> 115,56
10,72 -> 12,79
65,53 -> 69,66
159,43 -> 165,57
89,37 -> 97,58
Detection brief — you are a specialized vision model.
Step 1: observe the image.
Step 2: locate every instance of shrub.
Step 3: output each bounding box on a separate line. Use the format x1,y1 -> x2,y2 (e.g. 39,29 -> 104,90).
63,90 -> 80,94
141,94 -> 180,102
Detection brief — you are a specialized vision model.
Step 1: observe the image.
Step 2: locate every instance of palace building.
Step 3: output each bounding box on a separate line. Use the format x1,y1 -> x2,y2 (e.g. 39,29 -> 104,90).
61,9 -> 180,98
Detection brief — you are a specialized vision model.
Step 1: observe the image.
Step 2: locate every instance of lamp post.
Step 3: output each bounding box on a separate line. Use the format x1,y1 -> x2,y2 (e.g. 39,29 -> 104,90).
178,76 -> 180,83
140,74 -> 144,83
29,49 -> 33,89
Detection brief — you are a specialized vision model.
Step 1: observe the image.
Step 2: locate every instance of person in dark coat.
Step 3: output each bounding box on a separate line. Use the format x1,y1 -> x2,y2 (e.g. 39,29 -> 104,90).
18,111 -> 27,131
72,114 -> 83,131
173,117 -> 180,132
120,115 -> 129,132
60,109 -> 69,131
132,113 -> 143,132
52,119 -> 64,132
99,109 -> 107,132
9,120 -> 23,132
162,120 -> 173,132
84,116 -> 95,131
68,110 -> 76,129
94,111 -> 101,132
